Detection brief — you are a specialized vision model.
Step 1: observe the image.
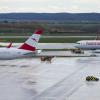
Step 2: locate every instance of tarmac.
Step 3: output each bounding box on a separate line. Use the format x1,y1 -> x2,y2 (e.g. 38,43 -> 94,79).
0,56 -> 100,100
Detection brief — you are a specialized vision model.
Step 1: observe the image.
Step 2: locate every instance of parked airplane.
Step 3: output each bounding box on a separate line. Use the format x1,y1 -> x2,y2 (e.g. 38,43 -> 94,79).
0,29 -> 43,60
74,33 -> 100,50
74,40 -> 100,50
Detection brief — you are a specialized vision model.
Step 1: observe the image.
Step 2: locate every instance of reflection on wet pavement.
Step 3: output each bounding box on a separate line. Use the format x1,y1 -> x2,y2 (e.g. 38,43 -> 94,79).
0,57 -> 99,100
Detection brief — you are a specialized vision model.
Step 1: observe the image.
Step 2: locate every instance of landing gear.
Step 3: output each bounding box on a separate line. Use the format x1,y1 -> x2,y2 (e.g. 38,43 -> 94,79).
71,49 -> 84,54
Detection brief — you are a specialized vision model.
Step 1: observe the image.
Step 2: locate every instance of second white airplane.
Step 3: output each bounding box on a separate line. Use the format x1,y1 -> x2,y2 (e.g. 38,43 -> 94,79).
74,40 -> 100,50
0,29 -> 43,60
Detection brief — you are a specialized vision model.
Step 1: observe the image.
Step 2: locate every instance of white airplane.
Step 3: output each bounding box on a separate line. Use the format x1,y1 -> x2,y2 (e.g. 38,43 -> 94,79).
74,32 -> 100,50
0,29 -> 43,60
74,40 -> 100,50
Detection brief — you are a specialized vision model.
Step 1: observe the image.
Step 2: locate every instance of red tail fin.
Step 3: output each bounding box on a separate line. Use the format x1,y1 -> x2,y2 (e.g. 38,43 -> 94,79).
19,29 -> 43,51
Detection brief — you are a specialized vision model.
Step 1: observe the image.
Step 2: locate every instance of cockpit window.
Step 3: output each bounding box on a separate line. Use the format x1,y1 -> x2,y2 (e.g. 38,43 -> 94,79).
76,43 -> 80,44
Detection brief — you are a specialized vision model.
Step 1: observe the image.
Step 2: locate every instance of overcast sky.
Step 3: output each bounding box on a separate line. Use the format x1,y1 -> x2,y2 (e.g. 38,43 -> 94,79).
0,0 -> 100,13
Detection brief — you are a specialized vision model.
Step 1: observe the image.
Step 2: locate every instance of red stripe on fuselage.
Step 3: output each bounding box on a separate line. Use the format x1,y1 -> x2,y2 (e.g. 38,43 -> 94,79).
19,43 -> 36,51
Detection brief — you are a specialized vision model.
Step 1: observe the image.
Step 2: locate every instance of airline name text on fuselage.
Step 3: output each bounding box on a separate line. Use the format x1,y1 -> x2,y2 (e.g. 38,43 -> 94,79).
86,42 -> 100,45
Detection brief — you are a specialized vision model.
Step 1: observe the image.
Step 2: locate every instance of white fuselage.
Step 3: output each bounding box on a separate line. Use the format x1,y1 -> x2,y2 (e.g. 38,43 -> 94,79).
0,48 -> 36,60
0,29 -> 43,60
74,40 -> 100,50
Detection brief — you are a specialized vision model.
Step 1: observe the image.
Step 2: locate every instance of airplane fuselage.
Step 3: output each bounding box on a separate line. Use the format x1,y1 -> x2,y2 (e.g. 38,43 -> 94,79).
0,48 -> 36,60
0,29 -> 43,60
75,40 -> 100,50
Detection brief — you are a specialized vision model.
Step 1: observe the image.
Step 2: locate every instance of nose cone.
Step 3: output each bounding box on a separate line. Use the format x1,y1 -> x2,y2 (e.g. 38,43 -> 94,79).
74,43 -> 80,48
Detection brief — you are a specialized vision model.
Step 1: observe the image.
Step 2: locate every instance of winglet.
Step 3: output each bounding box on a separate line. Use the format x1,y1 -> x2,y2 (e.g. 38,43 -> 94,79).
7,42 -> 13,48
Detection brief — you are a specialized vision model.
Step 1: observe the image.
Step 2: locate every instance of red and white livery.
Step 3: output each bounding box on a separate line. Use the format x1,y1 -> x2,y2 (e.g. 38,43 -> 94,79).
0,29 -> 43,60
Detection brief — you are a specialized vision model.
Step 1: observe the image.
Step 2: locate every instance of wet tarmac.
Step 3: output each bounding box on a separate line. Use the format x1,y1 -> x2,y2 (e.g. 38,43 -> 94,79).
0,57 -> 100,100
